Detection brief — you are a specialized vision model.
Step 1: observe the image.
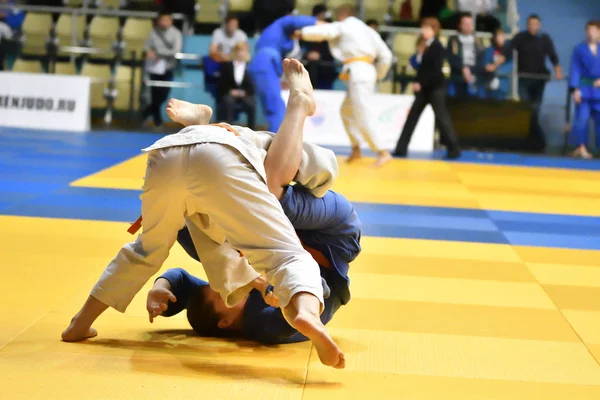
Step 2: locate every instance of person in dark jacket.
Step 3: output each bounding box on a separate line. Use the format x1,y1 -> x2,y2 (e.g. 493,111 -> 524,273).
509,14 -> 563,152
394,17 -> 461,159
217,43 -> 256,129
446,13 -> 485,98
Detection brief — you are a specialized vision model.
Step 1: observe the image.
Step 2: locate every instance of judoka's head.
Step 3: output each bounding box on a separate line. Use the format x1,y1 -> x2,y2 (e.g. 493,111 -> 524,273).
157,11 -> 173,31
527,15 -> 541,36
585,21 -> 600,43
334,4 -> 355,21
186,284 -> 246,338
312,4 -> 328,21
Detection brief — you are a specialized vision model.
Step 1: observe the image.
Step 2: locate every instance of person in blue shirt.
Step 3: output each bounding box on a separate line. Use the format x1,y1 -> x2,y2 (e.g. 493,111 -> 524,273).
480,28 -> 512,99
569,20 -> 600,159
145,93 -> 361,345
247,14 -> 319,132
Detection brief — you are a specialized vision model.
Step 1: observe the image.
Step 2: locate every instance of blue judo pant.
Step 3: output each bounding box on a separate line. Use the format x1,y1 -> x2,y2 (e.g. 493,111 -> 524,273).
571,99 -> 600,147
248,48 -> 286,132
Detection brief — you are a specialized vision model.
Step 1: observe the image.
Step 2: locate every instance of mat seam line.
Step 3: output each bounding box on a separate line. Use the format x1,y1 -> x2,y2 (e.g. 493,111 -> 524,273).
0,311 -> 49,352
300,344 -> 313,400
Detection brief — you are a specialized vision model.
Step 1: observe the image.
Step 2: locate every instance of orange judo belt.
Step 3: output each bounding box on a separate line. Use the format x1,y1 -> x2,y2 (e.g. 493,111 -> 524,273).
126,123 -> 331,268
338,56 -> 375,81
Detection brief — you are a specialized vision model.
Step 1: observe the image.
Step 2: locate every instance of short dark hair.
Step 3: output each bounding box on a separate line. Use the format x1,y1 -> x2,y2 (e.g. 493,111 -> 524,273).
224,13 -> 238,23
186,286 -> 228,338
366,19 -> 378,26
312,3 -> 327,17
158,10 -> 172,18
458,12 -> 473,24
528,14 -> 541,22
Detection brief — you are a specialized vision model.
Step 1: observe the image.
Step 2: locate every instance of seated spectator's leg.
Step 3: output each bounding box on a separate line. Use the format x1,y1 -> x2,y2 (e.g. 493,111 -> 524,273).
222,94 -> 237,124
241,95 -> 257,130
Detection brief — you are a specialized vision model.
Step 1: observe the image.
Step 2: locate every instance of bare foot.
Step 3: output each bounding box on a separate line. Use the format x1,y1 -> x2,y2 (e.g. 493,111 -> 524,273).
293,313 -> 345,369
61,319 -> 98,342
283,58 -> 316,116
166,98 -> 213,127
282,292 -> 345,369
347,146 -> 362,163
372,150 -> 393,168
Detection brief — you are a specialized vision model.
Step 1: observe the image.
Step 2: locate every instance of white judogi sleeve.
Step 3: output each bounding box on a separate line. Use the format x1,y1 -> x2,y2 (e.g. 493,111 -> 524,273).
301,22 -> 343,42
372,29 -> 393,81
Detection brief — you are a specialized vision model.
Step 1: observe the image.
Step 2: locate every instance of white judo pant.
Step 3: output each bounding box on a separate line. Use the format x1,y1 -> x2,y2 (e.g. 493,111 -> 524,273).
91,125 -> 338,313
341,74 -> 385,153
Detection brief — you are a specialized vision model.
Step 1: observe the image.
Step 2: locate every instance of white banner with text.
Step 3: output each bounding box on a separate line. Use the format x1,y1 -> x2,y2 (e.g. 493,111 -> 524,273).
282,89 -> 434,152
0,72 -> 91,132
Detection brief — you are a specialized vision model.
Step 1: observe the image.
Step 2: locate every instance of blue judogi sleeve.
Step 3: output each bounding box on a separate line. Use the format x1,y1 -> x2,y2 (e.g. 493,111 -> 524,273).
570,45 -> 583,90
278,15 -> 317,34
157,268 -> 208,317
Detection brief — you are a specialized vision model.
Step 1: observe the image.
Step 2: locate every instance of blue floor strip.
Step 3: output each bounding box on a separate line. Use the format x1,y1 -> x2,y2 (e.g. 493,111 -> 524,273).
2,126 -> 600,251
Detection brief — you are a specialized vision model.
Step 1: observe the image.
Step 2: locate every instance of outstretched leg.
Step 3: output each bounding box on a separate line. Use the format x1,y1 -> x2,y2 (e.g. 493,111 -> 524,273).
263,58 -> 315,198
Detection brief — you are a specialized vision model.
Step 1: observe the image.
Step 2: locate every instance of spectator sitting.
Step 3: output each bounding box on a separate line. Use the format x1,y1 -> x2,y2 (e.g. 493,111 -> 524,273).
301,4 -> 336,90
447,12 -> 485,98
142,10 -> 183,128
457,0 -> 501,32
0,19 -> 11,71
481,28 -> 511,99
0,0 -> 24,33
209,14 -> 248,62
217,43 -> 256,129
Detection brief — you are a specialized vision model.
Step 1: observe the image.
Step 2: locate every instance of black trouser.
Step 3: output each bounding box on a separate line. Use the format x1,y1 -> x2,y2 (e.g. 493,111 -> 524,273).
518,77 -> 547,151
143,70 -> 174,126
218,94 -> 256,130
395,87 -> 459,153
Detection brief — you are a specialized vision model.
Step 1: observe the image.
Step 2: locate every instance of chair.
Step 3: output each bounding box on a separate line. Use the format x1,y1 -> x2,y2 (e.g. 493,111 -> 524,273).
11,59 -> 43,73
54,62 -> 77,75
102,0 -> 123,8
54,14 -> 86,47
196,0 -> 223,24
364,0 -> 390,22
228,0 -> 252,12
88,16 -> 121,59
113,65 -> 142,111
121,18 -> 153,60
21,13 -> 53,55
326,0 -> 352,10
393,32 -> 418,66
81,62 -> 112,108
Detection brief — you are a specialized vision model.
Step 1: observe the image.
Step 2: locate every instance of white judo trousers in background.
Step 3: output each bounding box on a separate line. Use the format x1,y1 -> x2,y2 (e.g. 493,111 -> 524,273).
91,124 -> 338,313
301,16 -> 393,152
